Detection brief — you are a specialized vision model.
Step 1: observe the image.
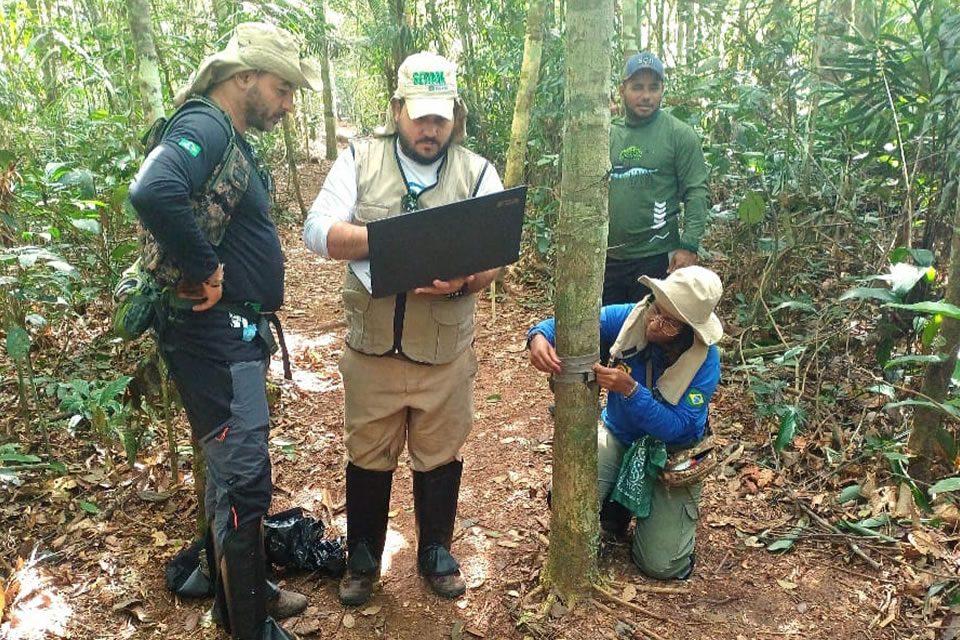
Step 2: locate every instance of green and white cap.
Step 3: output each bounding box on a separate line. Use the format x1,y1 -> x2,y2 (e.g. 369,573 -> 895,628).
394,52 -> 459,120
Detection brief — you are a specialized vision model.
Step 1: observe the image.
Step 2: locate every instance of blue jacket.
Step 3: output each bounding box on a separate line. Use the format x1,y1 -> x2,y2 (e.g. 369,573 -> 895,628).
528,303 -> 720,447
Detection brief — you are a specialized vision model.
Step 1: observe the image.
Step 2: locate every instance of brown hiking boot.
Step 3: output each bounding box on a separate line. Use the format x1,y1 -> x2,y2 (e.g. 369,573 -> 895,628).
338,569 -> 377,606
424,572 -> 466,599
267,587 -> 308,619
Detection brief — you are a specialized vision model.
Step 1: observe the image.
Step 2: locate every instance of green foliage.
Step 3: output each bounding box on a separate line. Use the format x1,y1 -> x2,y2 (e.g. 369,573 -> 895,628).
58,376 -> 139,464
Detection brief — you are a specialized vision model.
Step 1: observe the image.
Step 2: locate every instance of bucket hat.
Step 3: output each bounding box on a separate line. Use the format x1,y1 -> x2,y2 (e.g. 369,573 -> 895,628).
174,22 -> 320,106
639,266 -> 723,345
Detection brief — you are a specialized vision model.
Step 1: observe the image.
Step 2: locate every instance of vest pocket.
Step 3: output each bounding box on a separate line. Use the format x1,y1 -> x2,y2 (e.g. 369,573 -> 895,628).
343,288 -> 371,347
429,298 -> 474,362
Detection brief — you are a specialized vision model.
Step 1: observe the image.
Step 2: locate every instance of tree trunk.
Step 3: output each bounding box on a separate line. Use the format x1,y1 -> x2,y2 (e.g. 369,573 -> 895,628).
318,0 -> 339,162
425,0 -> 448,56
282,115 -> 307,220
909,180 -> 960,478
801,0 -> 823,194
503,0 -> 547,189
622,0 -> 639,59
126,0 -> 165,124
544,0 -> 613,603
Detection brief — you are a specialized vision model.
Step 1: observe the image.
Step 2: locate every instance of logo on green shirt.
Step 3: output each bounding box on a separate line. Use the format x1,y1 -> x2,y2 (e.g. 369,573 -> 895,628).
177,138 -> 202,157
618,145 -> 644,163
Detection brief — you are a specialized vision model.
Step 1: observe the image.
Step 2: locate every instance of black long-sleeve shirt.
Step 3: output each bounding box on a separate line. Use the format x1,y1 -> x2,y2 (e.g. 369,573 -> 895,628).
128,102 -> 284,361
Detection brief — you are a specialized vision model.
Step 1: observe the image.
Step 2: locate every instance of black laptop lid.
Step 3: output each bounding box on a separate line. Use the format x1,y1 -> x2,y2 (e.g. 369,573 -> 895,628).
366,186 -> 527,298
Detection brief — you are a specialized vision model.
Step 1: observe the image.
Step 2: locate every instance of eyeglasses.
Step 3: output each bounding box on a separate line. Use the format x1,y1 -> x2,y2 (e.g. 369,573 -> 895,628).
649,301 -> 684,336
401,190 -> 419,213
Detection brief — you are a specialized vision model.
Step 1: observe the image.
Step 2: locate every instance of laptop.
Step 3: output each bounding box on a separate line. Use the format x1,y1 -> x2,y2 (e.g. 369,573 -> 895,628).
349,186 -> 527,298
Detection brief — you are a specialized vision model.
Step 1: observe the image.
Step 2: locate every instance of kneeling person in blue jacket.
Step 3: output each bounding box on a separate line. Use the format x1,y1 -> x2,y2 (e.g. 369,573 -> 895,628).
527,266 -> 722,579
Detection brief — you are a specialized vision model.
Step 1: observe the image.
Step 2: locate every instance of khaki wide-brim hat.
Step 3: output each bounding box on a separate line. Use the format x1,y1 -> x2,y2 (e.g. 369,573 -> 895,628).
639,265 -> 724,345
174,22 -> 321,106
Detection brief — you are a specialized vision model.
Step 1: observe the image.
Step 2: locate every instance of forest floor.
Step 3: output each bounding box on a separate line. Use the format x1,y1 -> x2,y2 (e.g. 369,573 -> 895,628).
0,160 -> 948,640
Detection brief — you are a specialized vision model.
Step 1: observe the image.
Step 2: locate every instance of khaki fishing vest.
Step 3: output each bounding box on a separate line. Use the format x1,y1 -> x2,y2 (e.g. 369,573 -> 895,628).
343,136 -> 490,364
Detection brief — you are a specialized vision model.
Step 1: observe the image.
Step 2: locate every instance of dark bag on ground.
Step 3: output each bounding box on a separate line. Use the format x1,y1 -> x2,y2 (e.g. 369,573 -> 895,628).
165,509 -> 345,597
264,507 -> 346,576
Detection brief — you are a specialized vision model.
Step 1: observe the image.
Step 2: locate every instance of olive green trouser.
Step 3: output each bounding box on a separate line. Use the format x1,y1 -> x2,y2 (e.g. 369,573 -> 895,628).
597,423 -> 701,579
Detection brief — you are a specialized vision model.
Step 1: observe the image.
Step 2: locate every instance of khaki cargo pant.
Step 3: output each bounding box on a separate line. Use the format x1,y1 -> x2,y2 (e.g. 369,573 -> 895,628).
597,423 -> 700,579
339,346 -> 478,472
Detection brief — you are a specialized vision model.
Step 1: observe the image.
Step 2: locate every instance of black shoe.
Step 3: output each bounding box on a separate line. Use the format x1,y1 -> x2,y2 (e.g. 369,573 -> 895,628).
341,464 -> 393,606
338,540 -> 380,606
414,461 -> 466,598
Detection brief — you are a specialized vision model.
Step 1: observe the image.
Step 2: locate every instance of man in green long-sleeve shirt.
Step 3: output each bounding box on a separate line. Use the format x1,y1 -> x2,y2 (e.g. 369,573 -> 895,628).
605,52 -> 709,305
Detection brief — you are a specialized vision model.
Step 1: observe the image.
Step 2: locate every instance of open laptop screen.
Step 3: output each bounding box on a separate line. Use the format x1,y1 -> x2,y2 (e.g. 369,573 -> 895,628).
351,186 -> 527,298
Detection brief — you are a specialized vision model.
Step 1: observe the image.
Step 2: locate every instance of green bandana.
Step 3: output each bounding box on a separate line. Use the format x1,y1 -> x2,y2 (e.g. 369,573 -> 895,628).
610,435 -> 667,518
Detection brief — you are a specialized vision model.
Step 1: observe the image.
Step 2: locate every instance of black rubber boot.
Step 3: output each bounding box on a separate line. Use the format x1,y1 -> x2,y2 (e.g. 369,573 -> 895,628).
339,463 -> 393,606
413,460 -> 466,599
220,520 -> 295,640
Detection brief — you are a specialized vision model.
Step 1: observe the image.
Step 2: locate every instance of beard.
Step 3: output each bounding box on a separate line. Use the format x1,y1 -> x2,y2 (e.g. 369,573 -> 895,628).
397,130 -> 452,165
244,85 -> 283,132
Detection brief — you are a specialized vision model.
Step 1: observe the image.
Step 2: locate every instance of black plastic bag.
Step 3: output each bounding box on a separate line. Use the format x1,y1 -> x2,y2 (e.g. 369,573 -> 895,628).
264,507 -> 346,577
166,508 -> 345,598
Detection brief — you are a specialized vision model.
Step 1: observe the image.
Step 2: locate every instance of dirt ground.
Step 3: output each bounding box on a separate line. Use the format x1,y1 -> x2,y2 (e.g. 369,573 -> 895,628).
1,163 -> 934,640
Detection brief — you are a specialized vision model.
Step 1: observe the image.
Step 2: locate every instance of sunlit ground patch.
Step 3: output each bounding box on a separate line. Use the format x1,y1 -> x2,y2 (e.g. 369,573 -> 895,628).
1,554 -> 71,640
269,330 -> 342,392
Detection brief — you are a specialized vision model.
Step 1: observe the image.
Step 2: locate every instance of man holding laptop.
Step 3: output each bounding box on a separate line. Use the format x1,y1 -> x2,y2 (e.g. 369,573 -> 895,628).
304,52 -> 503,606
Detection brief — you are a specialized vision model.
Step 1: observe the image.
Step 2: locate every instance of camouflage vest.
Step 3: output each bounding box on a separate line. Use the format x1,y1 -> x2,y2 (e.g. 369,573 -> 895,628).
136,96 -> 252,287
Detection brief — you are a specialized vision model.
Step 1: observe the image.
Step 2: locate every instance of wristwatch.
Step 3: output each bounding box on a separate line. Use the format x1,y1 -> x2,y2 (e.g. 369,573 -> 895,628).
447,284 -> 469,299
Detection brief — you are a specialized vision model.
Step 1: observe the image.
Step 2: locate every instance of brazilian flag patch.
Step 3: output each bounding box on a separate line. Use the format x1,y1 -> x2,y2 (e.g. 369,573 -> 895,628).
177,138 -> 202,157
685,389 -> 705,408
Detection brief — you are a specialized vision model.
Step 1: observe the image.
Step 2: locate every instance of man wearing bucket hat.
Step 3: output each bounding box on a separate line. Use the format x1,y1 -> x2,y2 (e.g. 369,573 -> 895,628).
304,51 -> 503,606
527,266 -> 723,579
605,52 -> 710,306
129,22 -> 320,640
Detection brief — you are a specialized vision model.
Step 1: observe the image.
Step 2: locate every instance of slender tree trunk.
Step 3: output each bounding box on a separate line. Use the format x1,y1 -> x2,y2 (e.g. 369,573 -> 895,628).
545,0 -> 613,603
318,0 -> 339,161
909,180 -> 960,478
425,0 -> 448,56
801,0 -> 824,194
454,0 -> 483,135
126,0 -> 165,123
622,0 -> 639,59
504,0 -> 547,189
282,115 -> 307,220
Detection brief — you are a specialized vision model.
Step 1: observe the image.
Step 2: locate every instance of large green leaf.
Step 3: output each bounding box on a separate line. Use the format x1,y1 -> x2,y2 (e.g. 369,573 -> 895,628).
839,287 -> 898,303
883,354 -> 948,370
5,326 -> 31,361
928,477 -> 960,496
888,301 -> 960,319
738,191 -> 765,225
71,219 -> 102,234
774,406 -> 802,451
876,263 -> 928,296
889,247 -> 934,267
885,399 -> 960,420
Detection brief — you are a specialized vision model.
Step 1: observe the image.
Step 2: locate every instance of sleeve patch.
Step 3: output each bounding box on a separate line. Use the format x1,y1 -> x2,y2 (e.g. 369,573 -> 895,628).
177,138 -> 202,157
685,389 -> 705,408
